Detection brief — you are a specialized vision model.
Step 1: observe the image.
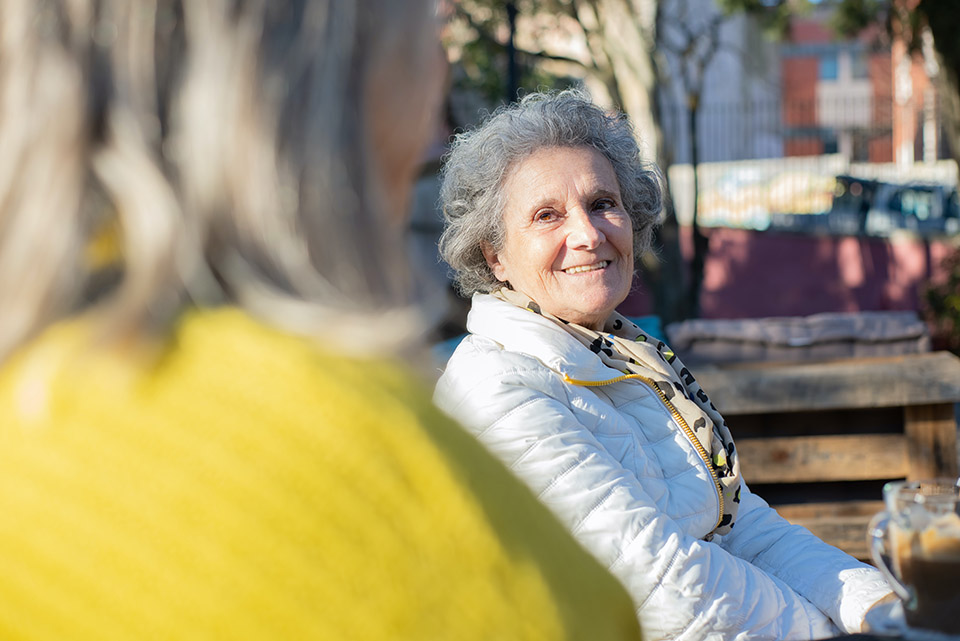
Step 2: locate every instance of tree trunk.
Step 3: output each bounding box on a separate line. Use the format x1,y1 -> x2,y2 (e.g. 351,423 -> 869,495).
939,69 -> 960,162
591,0 -> 662,160
687,92 -> 708,319
919,0 -> 960,164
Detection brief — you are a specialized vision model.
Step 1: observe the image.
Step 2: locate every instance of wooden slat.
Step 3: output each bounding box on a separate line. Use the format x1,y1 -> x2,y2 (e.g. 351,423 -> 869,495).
736,434 -> 908,483
693,351 -> 960,414
905,404 -> 960,479
773,500 -> 885,521
724,406 -> 903,439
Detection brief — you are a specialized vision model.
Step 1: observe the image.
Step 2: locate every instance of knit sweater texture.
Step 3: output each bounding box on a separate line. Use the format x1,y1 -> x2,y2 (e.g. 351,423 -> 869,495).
0,308 -> 641,641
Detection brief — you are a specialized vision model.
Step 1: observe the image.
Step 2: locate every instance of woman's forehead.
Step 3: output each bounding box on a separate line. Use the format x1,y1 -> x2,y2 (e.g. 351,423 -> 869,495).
502,146 -> 620,206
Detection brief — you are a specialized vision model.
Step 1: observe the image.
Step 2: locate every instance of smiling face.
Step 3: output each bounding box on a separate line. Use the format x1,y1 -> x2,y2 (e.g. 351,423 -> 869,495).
482,145 -> 635,330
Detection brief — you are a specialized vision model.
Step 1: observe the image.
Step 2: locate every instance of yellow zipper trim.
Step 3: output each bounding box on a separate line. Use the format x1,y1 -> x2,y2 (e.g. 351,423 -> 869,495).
564,373 -> 724,530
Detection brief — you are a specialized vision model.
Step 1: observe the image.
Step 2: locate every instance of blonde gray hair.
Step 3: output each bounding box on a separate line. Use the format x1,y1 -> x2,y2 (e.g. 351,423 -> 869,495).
439,89 -> 662,296
0,0 -> 436,361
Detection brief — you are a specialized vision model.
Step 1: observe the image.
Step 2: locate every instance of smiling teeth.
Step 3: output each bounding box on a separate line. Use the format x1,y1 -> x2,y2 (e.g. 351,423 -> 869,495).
564,261 -> 609,274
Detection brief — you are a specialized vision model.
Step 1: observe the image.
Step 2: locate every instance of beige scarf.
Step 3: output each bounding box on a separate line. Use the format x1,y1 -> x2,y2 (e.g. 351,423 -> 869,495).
494,288 -> 741,536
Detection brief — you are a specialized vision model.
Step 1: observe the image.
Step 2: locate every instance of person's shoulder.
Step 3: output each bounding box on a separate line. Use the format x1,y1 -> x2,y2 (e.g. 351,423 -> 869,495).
187,308 -> 447,436
0,306 -> 440,440
179,306 -> 431,395
438,331 -> 563,399
435,332 -> 574,430
193,312 -> 644,641
0,308 -> 645,641
442,332 -> 553,382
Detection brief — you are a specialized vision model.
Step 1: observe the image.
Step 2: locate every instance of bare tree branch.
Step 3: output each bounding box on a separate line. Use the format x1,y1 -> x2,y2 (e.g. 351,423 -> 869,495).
454,2 -> 598,71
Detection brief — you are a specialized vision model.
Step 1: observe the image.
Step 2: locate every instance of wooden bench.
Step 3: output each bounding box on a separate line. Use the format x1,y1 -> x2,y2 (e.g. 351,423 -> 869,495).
693,351 -> 960,561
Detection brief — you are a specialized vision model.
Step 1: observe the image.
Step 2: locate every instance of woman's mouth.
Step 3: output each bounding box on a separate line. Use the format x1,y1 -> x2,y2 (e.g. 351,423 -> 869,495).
563,260 -> 610,274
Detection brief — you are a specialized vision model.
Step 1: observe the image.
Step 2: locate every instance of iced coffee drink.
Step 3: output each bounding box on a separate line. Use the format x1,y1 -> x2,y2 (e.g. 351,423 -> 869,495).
871,478 -> 960,637
891,511 -> 960,635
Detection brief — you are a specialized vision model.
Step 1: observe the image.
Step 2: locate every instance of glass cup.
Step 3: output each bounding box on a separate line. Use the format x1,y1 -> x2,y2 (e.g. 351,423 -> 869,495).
869,478 -> 960,637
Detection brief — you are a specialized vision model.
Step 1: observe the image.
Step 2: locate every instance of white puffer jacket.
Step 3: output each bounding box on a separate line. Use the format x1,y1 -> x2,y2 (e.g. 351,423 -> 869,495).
435,294 -> 892,641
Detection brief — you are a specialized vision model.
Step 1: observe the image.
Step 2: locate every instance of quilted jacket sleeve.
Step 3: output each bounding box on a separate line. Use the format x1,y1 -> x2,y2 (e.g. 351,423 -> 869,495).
717,483 -> 893,634
435,344 -> 840,641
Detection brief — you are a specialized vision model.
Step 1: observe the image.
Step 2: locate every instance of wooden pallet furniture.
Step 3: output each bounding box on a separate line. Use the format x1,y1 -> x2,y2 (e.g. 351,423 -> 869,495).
693,351 -> 960,561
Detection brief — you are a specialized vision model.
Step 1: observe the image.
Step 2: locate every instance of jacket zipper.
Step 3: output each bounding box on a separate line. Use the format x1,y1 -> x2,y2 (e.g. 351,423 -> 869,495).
563,372 -> 724,531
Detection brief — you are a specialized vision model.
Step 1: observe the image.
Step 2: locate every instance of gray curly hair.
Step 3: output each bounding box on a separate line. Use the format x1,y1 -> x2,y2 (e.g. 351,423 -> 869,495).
438,89 -> 663,296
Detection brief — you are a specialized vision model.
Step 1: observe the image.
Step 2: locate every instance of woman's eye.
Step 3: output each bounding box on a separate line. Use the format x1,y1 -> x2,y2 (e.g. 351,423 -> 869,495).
593,198 -> 615,211
535,210 -> 556,222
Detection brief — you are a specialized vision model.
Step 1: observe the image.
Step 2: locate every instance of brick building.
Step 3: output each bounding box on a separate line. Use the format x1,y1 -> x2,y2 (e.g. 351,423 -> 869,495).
781,8 -> 940,165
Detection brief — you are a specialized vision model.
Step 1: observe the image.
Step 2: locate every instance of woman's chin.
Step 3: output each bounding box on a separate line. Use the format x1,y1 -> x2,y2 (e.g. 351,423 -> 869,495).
560,301 -> 622,328
571,290 -> 628,320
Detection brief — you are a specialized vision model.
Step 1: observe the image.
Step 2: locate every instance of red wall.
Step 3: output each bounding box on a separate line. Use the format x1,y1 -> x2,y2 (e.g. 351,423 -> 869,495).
623,228 -> 956,321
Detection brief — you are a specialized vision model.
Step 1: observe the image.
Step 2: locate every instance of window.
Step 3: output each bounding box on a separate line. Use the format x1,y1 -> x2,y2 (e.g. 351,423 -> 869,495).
819,55 -> 838,81
852,131 -> 871,162
823,133 -> 838,154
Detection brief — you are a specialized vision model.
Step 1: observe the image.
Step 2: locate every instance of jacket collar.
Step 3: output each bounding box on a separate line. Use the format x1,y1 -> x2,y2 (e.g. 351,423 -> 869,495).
466,294 -> 625,382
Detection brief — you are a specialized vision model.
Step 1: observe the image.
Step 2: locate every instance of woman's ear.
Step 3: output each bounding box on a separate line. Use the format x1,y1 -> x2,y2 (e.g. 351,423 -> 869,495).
480,241 -> 508,282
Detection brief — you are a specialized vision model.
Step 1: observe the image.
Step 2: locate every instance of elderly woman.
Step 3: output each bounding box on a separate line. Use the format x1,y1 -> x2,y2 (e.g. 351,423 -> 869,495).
0,4 -> 643,640
435,90 -> 897,641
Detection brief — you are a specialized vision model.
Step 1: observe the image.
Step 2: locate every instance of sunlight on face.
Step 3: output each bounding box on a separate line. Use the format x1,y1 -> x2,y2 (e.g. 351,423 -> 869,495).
483,146 -> 635,330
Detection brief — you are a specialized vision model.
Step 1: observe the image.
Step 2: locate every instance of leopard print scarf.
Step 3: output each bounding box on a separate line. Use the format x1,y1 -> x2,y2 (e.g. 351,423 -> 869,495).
494,288 -> 741,537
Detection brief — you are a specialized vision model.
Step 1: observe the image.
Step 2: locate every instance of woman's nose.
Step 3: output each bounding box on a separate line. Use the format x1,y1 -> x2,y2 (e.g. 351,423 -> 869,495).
566,210 -> 605,249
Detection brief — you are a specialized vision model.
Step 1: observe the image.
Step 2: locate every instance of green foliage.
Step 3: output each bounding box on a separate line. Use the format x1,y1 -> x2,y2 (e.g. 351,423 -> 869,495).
447,0 -> 580,111
829,0 -> 886,38
451,45 -> 579,112
918,0 -> 960,80
821,0 -> 958,77
716,0 -> 808,36
923,246 -> 960,354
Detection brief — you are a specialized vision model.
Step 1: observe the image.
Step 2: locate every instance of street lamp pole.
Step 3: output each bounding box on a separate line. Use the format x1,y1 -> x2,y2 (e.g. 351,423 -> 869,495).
506,2 -> 518,102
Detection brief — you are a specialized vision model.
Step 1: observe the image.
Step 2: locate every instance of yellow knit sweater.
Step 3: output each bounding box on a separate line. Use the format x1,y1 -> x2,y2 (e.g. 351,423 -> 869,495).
0,308 -> 641,641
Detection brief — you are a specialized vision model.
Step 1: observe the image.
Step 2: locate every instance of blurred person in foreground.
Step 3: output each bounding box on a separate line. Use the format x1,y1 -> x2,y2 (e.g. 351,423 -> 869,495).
435,89 -> 899,641
0,3 -> 644,639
